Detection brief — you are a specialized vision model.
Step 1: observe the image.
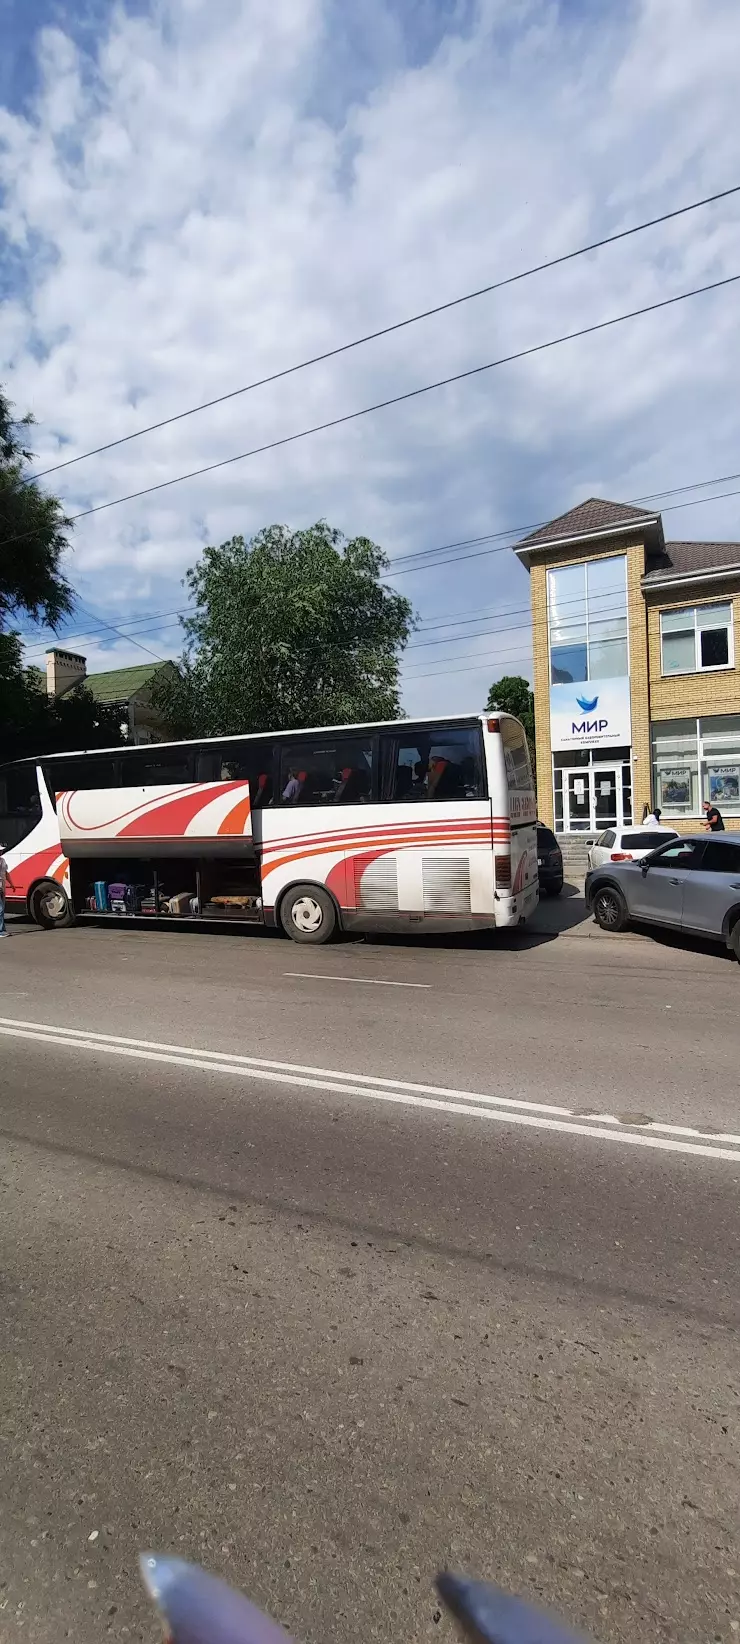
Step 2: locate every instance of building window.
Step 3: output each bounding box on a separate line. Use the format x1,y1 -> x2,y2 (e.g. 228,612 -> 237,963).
699,714 -> 740,812
660,602 -> 734,675
548,555 -> 628,685
651,715 -> 740,816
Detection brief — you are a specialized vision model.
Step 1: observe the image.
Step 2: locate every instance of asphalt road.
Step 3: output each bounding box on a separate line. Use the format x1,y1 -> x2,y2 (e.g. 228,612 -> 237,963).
0,911 -> 738,1644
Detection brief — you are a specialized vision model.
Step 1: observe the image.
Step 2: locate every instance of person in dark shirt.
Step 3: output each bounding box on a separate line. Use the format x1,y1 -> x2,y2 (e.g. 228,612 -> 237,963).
703,801 -> 725,832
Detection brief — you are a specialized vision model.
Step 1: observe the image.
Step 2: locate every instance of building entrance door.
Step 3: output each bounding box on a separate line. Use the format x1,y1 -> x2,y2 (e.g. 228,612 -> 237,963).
562,766 -> 623,832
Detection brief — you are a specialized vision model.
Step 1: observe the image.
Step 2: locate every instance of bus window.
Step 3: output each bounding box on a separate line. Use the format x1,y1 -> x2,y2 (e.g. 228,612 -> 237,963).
46,756 -> 120,794
0,764 -> 42,849
277,738 -> 372,805
198,741 -> 274,806
500,718 -> 533,791
123,747 -> 195,785
380,727 -> 484,801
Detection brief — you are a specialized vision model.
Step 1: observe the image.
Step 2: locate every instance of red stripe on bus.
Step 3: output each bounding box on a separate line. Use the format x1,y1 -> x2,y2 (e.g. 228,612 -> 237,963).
119,784 -> 245,838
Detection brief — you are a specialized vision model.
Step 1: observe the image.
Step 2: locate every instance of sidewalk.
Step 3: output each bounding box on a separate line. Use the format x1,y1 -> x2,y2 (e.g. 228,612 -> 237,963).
531,881 -> 647,940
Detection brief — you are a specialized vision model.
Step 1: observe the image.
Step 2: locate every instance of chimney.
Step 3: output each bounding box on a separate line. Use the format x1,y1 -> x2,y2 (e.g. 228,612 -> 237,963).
46,648 -> 87,698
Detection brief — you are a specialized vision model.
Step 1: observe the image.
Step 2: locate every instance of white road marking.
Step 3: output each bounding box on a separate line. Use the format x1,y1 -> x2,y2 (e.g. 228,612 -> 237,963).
284,972 -> 432,988
0,1014 -> 739,1162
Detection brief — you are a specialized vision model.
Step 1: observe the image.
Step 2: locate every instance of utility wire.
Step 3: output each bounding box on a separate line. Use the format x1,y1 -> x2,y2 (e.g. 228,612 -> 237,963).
387,482 -> 740,578
13,270 -> 740,536
388,471 -> 740,569
27,183 -> 740,485
20,469 -> 740,662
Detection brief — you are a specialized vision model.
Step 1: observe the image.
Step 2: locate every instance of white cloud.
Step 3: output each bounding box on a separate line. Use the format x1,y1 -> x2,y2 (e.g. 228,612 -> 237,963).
3,0 -> 740,717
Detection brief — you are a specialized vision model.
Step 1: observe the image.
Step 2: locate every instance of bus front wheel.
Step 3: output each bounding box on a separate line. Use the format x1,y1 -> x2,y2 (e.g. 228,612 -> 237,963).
30,880 -> 75,930
279,883 -> 337,944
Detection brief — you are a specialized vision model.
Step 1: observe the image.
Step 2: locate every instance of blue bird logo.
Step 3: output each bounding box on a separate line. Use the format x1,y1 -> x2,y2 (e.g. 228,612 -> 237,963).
576,694 -> 599,713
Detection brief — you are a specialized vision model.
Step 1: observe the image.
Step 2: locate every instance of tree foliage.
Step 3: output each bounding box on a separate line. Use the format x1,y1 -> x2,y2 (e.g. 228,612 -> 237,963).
0,385 -> 124,761
153,523 -> 415,736
1,388 -> 74,629
0,655 -> 125,762
486,673 -> 536,774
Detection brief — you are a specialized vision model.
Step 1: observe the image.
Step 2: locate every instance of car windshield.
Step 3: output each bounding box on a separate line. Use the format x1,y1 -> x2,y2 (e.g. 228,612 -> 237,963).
537,826 -> 558,850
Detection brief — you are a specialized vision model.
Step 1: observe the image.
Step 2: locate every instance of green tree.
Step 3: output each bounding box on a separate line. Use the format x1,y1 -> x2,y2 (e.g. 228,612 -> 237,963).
486,673 -> 536,774
154,522 -> 415,736
1,389 -> 74,628
0,386 -> 125,761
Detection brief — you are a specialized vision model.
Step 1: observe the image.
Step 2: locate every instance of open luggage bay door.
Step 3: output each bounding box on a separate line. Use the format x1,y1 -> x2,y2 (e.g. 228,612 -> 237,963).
57,779 -> 254,857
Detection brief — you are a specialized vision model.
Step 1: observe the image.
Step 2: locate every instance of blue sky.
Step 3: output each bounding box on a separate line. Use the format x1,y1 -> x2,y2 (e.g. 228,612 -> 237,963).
2,0 -> 740,715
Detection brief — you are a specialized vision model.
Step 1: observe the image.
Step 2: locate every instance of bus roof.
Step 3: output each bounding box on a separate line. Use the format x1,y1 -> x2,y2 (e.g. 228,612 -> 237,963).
8,711 -> 518,766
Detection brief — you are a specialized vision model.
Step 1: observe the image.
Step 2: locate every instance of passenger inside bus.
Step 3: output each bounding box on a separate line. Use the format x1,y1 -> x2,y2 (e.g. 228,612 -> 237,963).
333,766 -> 370,804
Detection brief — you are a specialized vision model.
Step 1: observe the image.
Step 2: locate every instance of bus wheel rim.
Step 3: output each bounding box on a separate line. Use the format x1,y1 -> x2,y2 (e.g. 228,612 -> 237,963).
292,895 -> 323,932
41,886 -> 66,920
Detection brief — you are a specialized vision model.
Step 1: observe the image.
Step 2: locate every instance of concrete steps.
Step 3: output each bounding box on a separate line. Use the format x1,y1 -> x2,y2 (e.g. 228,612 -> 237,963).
556,833 -> 593,879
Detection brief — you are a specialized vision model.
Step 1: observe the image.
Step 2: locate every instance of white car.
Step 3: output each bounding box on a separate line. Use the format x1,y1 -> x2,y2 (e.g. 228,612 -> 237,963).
587,824 -> 679,870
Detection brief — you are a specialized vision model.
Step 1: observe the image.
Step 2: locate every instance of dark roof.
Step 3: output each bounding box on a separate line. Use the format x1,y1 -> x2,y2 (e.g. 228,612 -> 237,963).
86,663 -> 167,703
517,496 -> 660,552
643,540 -> 740,582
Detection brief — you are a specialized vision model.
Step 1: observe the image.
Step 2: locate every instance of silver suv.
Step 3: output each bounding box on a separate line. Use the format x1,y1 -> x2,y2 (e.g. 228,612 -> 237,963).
585,834 -> 740,957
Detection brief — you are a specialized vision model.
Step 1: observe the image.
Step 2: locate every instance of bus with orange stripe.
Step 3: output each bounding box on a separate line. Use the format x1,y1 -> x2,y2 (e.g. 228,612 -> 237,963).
0,712 -> 537,942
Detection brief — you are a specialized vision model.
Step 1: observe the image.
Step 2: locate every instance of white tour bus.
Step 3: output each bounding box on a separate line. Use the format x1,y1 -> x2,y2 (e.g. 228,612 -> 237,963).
0,712 -> 537,943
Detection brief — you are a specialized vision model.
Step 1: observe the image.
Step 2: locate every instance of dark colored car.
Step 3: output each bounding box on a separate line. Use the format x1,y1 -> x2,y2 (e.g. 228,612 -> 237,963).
585,833 -> 740,957
536,821 -> 563,896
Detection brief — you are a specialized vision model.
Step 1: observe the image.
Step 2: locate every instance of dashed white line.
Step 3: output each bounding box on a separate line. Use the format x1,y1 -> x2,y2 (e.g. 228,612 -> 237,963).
0,1015 -> 738,1162
284,972 -> 432,988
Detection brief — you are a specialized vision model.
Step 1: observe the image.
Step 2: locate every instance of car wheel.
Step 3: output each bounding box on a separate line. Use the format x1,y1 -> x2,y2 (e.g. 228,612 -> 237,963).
730,918 -> 740,963
546,880 -> 564,898
279,883 -> 337,944
592,885 -> 628,933
30,879 -> 74,930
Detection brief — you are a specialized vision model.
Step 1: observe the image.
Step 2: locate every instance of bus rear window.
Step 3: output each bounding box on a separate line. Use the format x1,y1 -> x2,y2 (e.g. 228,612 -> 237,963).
500,718 -> 533,791
0,764 -> 42,849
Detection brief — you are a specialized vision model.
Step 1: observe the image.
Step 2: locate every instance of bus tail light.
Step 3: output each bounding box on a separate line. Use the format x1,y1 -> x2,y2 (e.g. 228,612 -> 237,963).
496,853 -> 512,889
610,851 -> 633,861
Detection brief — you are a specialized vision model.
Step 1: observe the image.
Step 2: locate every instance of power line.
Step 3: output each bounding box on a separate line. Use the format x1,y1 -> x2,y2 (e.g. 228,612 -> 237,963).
20,604 -> 193,661
13,270 -> 739,538
386,481 -> 740,579
403,647 -> 534,682
72,597 -> 168,664
18,581 -> 600,671
387,470 -> 740,571
27,182 -> 740,485
19,469 -> 740,664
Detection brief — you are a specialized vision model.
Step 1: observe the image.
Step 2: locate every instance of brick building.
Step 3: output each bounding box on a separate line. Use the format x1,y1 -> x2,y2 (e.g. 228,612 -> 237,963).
515,498 -> 740,838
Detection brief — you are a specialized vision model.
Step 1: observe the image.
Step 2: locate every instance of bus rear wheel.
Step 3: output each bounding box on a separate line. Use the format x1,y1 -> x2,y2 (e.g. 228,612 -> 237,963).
280,883 -> 337,944
30,880 -> 74,930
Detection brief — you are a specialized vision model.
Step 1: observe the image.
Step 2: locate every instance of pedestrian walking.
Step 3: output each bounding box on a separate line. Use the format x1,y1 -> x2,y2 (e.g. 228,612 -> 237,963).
703,800 -> 725,831
0,844 -> 12,938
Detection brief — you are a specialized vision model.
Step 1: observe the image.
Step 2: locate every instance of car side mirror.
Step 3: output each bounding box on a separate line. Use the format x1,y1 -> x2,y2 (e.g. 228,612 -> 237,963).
641,861 -> 650,876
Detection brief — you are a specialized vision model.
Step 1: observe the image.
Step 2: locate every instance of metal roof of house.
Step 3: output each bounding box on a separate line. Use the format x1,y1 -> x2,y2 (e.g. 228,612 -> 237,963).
643,540 -> 740,583
85,663 -> 167,703
515,497 -> 663,565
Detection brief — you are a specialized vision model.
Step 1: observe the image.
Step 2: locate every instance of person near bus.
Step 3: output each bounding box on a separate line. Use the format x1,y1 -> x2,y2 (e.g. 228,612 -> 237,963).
703,800 -> 725,831
0,844 -> 13,938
